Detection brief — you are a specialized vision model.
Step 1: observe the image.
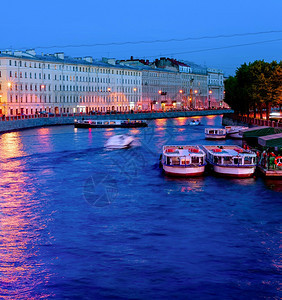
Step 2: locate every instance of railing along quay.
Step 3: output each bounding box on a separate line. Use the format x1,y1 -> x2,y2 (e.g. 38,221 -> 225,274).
223,113 -> 282,128
0,109 -> 233,133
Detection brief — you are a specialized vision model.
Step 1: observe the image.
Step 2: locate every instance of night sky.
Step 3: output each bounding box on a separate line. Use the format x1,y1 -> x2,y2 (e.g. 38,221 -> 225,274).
1,0 -> 281,75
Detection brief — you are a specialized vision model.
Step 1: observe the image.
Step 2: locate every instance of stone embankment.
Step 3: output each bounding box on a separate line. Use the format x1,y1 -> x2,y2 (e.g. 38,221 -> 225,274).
222,113 -> 282,128
0,109 -> 232,133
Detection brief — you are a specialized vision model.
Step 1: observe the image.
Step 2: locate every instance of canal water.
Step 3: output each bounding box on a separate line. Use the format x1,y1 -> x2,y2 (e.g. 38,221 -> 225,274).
0,115 -> 280,299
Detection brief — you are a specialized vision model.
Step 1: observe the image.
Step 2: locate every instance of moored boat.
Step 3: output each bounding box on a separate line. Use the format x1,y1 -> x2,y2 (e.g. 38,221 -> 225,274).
205,128 -> 226,139
202,145 -> 257,178
160,145 -> 206,176
225,126 -> 249,139
74,119 -> 148,128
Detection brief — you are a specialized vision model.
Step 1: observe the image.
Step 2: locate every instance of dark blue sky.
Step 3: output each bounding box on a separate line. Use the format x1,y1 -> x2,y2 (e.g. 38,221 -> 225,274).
1,0 -> 281,75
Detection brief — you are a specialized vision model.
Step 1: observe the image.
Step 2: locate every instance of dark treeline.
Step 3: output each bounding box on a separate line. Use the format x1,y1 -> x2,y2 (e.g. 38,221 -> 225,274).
224,60 -> 282,119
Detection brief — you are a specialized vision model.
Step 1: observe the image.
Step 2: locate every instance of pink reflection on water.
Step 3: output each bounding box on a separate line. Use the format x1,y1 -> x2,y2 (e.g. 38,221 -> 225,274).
206,115 -> 218,126
174,117 -> 188,126
103,128 -> 115,137
0,132 -> 51,299
155,118 -> 167,131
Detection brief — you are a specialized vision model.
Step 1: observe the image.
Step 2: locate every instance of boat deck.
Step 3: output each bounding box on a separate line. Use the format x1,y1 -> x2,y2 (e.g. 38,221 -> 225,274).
203,145 -> 252,156
163,146 -> 204,156
258,166 -> 282,177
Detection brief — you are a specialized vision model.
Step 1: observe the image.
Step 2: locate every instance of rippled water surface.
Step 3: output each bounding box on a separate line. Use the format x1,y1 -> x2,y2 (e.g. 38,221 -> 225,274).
0,116 -> 281,299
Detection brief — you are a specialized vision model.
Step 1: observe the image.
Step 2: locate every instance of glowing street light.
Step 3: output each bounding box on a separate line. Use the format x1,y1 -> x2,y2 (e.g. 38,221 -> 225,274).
179,90 -> 183,94
209,90 -> 212,94
7,82 -> 12,88
158,90 -> 162,94
107,87 -> 111,92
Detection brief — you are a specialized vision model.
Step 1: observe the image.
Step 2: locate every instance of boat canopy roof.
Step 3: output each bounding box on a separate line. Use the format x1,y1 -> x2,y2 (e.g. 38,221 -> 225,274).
163,145 -> 205,157
242,126 -> 282,138
258,133 -> 282,147
203,146 -> 256,157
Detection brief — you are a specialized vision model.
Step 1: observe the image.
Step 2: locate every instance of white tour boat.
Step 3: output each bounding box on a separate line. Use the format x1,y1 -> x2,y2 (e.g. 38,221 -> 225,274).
205,128 -> 226,139
225,126 -> 249,139
105,134 -> 135,149
202,145 -> 257,178
160,145 -> 206,176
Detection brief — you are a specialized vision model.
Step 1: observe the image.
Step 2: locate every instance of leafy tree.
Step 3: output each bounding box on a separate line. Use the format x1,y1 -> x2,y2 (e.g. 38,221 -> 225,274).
224,60 -> 282,118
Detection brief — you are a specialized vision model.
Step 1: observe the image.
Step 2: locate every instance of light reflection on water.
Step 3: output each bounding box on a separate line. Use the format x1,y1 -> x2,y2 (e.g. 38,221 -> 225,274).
0,116 -> 280,299
0,132 -> 51,299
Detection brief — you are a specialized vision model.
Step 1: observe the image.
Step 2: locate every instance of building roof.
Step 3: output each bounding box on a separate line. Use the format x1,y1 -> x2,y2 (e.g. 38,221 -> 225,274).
0,50 -> 143,71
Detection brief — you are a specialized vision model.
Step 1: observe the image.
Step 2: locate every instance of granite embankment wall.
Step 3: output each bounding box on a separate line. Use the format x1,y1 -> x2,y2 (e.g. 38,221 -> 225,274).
222,113 -> 282,128
0,109 -> 233,133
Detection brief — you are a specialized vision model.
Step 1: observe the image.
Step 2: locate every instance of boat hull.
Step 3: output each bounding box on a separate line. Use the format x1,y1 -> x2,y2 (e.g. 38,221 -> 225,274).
205,134 -> 226,139
162,165 -> 205,177
212,165 -> 255,178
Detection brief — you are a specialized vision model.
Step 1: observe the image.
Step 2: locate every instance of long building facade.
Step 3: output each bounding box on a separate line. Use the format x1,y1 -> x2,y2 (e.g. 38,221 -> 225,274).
0,50 -> 226,116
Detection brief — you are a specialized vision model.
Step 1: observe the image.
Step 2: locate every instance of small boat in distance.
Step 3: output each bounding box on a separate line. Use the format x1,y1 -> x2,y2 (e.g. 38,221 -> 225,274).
160,145 -> 206,176
225,126 -> 249,139
205,128 -> 226,139
202,145 -> 257,178
189,120 -> 201,126
74,119 -> 148,128
105,134 -> 135,149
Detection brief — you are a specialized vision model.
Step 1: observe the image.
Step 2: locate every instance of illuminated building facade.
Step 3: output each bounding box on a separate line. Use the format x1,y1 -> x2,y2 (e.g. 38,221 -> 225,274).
0,50 -> 225,116
0,50 -> 142,116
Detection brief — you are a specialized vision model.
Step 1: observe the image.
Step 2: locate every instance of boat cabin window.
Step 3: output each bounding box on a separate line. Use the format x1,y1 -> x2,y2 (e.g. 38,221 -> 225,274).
104,121 -> 109,125
213,156 -> 221,164
244,156 -> 254,165
233,157 -> 242,165
171,157 -> 180,165
191,157 -> 200,164
180,158 -> 190,165
109,121 -> 116,124
166,157 -> 172,165
223,156 -> 232,165
97,122 -> 102,124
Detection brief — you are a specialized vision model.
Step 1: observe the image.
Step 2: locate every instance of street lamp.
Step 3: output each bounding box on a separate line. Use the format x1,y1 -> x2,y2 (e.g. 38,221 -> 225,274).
208,90 -> 212,109
194,90 -> 198,109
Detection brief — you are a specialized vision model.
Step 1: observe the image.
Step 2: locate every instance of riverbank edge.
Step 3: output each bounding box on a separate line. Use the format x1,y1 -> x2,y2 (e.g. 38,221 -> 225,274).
222,113 -> 282,128
0,109 -> 232,134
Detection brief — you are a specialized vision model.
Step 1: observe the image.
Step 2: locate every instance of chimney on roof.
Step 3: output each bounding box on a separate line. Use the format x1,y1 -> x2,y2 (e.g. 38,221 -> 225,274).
83,56 -> 93,63
130,56 -> 133,60
26,49 -> 36,56
14,51 -> 23,57
2,50 -> 13,55
102,57 -> 116,65
54,52 -> 64,60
